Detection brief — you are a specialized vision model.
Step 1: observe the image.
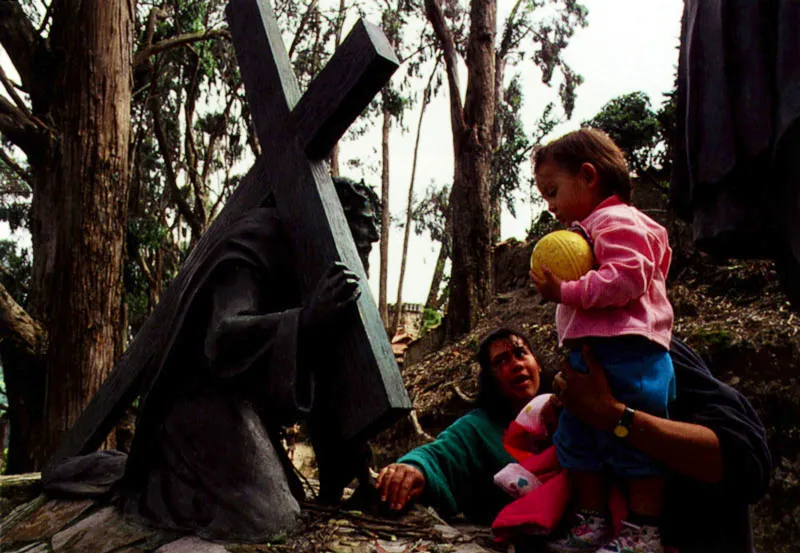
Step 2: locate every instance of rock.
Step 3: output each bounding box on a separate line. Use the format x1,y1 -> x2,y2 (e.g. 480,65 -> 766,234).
155,536 -> 228,553
432,524 -> 461,540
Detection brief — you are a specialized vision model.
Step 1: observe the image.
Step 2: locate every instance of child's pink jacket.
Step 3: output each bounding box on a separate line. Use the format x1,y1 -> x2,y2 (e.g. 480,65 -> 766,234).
558,195 -> 673,350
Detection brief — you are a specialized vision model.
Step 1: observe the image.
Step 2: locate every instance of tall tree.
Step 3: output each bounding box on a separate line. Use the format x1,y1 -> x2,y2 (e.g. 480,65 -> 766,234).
0,0 -> 134,468
0,0 -> 232,471
423,0 -> 587,338
424,0 -> 496,338
393,59 -> 439,332
373,0 -> 424,329
412,183 -> 450,312
379,91 -> 392,327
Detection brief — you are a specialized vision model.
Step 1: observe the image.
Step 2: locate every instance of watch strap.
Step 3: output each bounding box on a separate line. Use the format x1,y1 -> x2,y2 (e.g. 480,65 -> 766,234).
613,406 -> 636,438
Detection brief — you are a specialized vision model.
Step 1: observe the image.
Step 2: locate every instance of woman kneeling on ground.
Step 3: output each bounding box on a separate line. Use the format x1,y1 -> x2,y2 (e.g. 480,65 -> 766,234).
375,327 -> 770,553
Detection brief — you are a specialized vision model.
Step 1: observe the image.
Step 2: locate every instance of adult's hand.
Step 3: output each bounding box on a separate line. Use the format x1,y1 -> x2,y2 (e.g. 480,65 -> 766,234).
553,344 -> 624,432
375,463 -> 425,511
554,344 -> 724,483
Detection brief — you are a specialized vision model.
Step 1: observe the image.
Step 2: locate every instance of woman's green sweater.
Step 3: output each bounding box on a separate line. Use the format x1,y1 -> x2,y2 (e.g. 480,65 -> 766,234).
398,408 -> 515,522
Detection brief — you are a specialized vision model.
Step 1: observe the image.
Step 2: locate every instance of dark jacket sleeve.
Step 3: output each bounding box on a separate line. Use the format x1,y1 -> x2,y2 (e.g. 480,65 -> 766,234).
204,263 -> 312,418
670,338 -> 771,503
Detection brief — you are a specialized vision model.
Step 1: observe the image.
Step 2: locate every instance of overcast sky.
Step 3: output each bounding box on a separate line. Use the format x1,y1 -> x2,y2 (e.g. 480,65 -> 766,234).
352,0 -> 684,306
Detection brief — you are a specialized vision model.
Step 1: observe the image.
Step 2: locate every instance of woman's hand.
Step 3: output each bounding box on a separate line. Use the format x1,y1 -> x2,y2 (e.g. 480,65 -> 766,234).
553,344 -> 624,432
375,463 -> 425,511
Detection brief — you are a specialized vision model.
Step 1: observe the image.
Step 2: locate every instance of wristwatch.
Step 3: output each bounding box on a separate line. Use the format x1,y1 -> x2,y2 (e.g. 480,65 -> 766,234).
613,406 -> 636,438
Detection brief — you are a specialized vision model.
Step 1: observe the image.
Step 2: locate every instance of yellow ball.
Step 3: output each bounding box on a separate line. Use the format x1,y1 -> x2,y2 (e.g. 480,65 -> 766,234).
530,230 -> 594,282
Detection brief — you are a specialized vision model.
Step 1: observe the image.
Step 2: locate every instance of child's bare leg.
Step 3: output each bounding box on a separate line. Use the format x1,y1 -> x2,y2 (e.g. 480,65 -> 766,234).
628,475 -> 664,518
596,476 -> 664,553
546,470 -> 612,550
571,470 -> 608,513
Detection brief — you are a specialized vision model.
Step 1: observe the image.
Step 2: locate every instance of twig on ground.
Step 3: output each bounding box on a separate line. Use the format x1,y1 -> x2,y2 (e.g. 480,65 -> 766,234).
451,382 -> 477,403
409,410 -> 434,442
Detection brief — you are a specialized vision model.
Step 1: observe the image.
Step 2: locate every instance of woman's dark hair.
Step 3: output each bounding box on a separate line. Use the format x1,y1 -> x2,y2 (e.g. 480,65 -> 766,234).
475,327 -> 535,423
532,127 -> 632,204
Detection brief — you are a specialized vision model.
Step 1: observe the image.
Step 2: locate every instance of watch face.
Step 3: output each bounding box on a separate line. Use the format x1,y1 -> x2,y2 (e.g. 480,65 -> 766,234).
614,425 -> 629,439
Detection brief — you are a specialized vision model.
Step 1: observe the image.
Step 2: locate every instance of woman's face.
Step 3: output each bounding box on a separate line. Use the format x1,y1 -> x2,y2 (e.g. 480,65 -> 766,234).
487,335 -> 541,410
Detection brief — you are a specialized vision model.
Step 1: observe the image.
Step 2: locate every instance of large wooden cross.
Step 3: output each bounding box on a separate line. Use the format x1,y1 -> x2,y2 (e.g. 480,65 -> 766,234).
45,0 -> 411,473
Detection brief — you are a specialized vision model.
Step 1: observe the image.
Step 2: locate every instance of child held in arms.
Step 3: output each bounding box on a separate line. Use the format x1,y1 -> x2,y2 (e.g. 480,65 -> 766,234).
530,128 -> 675,553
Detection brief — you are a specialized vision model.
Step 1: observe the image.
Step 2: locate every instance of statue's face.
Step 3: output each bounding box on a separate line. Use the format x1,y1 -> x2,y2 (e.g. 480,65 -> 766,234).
334,177 -> 381,275
345,201 -> 380,273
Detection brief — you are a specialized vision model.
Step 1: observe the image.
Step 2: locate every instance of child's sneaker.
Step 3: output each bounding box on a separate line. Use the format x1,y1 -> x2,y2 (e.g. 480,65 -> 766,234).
545,511 -> 612,552
596,521 -> 663,553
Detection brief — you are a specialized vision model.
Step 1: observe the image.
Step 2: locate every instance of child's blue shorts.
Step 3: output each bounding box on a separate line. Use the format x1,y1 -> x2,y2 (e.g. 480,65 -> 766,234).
553,335 -> 676,477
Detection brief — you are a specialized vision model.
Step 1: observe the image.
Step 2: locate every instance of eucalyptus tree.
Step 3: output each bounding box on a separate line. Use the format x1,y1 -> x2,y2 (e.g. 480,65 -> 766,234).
422,0 -> 587,337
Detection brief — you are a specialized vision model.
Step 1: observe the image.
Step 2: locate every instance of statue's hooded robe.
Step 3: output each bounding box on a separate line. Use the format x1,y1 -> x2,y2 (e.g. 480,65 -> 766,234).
671,0 -> 800,264
119,206 -> 312,540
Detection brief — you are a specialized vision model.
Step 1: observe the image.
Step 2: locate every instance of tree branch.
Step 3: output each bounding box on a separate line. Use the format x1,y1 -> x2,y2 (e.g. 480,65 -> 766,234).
498,0 -> 525,60
184,53 -> 204,217
0,147 -> 33,187
0,96 -> 51,161
201,93 -> 236,184
37,0 -> 58,35
133,29 -> 230,67
142,7 -> 168,50
149,96 -> 204,239
0,64 -> 30,117
134,246 -> 156,289
399,39 -> 437,65
424,0 -> 466,134
409,410 -> 434,442
0,281 -> 45,358
288,0 -> 319,59
0,0 -> 41,90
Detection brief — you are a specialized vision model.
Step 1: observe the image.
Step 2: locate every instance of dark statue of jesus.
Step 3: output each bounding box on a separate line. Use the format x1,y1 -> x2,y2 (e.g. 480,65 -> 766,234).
45,177 -> 382,541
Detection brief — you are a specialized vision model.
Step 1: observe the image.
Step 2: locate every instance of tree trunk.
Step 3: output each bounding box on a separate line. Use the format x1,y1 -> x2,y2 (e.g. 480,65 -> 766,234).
426,0 -> 496,338
327,0 -> 347,177
28,0 -> 133,464
379,96 -> 391,327
393,64 -> 437,333
425,240 -> 449,312
490,53 -> 506,243
329,143 -> 340,177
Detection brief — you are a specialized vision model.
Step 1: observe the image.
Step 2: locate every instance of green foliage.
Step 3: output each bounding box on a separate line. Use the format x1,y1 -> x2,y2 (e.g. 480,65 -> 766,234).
0,240 -> 31,307
655,85 -> 678,174
412,182 -> 450,246
421,307 -> 443,334
523,0 -> 589,119
582,84 -> 678,192
492,76 -> 532,217
0,139 -> 33,238
526,209 -> 561,241
583,91 -> 661,171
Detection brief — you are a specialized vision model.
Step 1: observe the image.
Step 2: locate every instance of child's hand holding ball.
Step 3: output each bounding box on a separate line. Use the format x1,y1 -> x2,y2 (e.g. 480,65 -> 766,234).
529,230 -> 594,303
